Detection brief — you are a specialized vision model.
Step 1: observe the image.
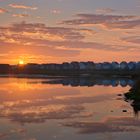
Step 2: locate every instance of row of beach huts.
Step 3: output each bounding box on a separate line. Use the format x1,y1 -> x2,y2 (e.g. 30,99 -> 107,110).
21,61 -> 140,71
0,61 -> 140,76
17,61 -> 140,76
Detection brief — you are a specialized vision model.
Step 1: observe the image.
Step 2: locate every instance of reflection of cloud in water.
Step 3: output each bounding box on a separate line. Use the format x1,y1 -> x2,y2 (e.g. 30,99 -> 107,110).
0,77 -> 137,139
2,94 -> 114,108
1,105 -> 85,123
0,128 -> 26,139
0,94 -> 114,124
0,77 -> 131,126
0,87 -> 80,102
62,117 -> 140,134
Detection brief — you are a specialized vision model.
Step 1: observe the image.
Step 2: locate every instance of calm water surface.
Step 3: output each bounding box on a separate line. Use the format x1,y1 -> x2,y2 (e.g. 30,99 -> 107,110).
0,77 -> 139,140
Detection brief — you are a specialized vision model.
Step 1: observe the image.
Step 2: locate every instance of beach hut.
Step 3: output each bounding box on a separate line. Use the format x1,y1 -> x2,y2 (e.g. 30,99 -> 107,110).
62,79 -> 70,86
127,79 -> 135,87
71,62 -> 79,70
120,61 -> 128,70
102,79 -> 112,86
41,64 -> 49,70
111,80 -> 119,87
112,62 -> 120,70
62,62 -> 70,70
79,79 -> 88,86
79,62 -> 87,70
25,63 -> 40,70
136,62 -> 140,70
102,62 -> 112,70
95,63 -> 102,70
55,64 -> 61,71
120,79 -> 128,87
86,61 -> 95,70
47,63 -> 56,70
0,64 -> 10,73
70,79 -> 79,87
128,62 -> 136,70
40,64 -> 45,70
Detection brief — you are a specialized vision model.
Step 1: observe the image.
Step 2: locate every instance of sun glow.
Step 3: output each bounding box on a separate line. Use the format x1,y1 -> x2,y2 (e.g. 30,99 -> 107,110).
19,60 -> 25,65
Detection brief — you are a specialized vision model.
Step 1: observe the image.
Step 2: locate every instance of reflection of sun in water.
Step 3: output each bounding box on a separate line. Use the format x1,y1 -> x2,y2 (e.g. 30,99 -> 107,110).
19,60 -> 25,65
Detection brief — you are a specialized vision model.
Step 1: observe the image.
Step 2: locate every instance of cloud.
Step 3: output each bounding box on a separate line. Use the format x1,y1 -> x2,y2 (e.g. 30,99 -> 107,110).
9,4 -> 38,10
96,8 -> 116,14
0,21 -> 88,41
122,36 -> 140,44
62,13 -> 140,29
51,9 -> 61,14
62,117 -> 140,134
104,19 -> 140,29
0,21 -> 139,62
12,14 -> 30,18
0,8 -> 9,14
62,13 -> 135,25
0,128 -> 26,139
0,22 -> 89,57
25,38 -> 139,52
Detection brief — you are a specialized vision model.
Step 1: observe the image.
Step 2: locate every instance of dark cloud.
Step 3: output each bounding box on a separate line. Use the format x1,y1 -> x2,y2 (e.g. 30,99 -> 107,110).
0,22 -> 91,40
62,14 -> 140,29
105,19 -> 140,29
122,36 -> 140,44
62,117 -> 140,134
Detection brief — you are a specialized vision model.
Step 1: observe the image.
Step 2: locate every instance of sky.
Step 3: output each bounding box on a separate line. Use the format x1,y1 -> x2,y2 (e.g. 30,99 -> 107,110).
0,0 -> 140,64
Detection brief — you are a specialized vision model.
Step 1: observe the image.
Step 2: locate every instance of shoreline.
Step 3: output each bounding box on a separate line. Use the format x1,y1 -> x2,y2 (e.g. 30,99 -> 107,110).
0,73 -> 138,79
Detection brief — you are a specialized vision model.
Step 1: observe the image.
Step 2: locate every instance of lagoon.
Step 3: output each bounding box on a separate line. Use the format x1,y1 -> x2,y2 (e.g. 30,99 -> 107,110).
0,77 -> 139,140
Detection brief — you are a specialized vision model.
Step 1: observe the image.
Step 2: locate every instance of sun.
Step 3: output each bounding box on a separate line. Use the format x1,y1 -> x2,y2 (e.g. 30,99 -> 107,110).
19,60 -> 25,65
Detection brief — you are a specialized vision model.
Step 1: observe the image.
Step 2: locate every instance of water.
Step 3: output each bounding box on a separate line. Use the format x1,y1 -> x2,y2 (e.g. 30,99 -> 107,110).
0,77 -> 139,140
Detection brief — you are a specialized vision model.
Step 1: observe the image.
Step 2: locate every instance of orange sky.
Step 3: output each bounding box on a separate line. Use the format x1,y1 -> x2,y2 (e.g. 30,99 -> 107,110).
0,0 -> 140,64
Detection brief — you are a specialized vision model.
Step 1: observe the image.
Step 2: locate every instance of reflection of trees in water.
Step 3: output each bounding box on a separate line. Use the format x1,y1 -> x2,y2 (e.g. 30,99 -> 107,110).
124,79 -> 140,116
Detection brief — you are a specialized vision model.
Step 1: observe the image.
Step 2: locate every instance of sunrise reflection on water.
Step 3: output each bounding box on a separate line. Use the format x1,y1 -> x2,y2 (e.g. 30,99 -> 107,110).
0,77 -> 139,140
